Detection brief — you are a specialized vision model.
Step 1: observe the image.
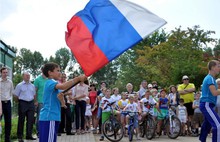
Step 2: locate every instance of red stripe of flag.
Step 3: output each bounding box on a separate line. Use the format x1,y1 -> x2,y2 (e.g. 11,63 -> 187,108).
65,16 -> 109,76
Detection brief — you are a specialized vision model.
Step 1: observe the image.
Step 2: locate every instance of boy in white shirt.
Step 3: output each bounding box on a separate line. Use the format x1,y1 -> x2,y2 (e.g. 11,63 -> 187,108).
124,95 -> 141,140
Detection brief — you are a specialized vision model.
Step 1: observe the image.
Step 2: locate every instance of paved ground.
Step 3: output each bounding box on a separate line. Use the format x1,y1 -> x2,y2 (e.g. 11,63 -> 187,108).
93,133 -> 212,142
8,132 -> 212,142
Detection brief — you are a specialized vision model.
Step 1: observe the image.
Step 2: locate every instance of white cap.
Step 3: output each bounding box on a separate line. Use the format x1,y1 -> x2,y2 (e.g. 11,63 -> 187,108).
182,75 -> 189,80
148,84 -> 153,88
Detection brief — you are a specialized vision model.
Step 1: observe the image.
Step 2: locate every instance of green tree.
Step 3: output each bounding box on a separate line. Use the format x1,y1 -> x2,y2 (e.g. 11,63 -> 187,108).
136,26 -> 216,88
213,39 -> 220,59
90,61 -> 118,88
14,48 -> 44,78
116,29 -> 169,91
54,48 -> 71,71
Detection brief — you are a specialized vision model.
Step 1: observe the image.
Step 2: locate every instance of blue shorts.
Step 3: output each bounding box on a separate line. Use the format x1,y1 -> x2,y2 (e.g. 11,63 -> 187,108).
39,121 -> 60,142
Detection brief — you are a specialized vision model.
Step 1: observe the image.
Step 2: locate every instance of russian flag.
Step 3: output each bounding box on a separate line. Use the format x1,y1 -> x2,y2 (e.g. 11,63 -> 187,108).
65,0 -> 166,76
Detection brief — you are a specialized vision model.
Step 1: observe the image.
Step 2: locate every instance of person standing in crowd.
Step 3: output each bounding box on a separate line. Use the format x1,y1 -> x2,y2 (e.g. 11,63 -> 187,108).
97,81 -> 107,95
88,84 -> 98,132
39,62 -> 87,142
13,71 -> 36,142
34,66 -> 47,137
58,73 -> 75,136
138,80 -> 147,99
192,92 -> 203,137
168,85 -> 179,110
85,97 -> 92,132
176,98 -> 188,136
152,81 -> 158,90
111,87 -> 121,107
215,78 -> 220,116
178,75 -> 195,134
156,89 -> 169,136
0,67 -> 14,142
199,60 -> 220,142
126,83 -> 135,99
72,80 -> 89,134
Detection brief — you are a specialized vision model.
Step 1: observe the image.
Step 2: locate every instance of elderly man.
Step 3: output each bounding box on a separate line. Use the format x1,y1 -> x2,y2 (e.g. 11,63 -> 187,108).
138,80 -> 147,99
178,75 -> 195,135
0,67 -> 14,142
13,72 -> 36,142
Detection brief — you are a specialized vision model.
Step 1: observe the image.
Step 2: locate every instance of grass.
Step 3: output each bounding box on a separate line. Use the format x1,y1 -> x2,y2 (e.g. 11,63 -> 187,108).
0,116 -> 36,142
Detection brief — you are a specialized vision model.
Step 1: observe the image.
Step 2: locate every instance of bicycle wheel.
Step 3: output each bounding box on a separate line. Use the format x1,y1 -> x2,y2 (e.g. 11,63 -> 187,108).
139,122 -> 145,138
128,125 -> 134,142
145,116 -> 156,140
165,115 -> 181,139
103,118 -> 124,142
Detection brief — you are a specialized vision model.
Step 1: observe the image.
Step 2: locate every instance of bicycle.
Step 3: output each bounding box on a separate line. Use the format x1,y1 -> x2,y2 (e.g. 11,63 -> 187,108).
123,111 -> 139,142
156,106 -> 181,139
102,101 -> 124,142
139,103 -> 156,140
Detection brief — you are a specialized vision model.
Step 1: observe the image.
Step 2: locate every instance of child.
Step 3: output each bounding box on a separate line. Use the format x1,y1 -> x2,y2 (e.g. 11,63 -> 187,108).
192,92 -> 203,136
118,92 -> 129,133
95,87 -> 106,134
157,89 -> 169,136
140,90 -> 157,122
85,97 -> 92,133
176,98 -> 188,136
124,95 -> 141,140
134,93 -> 142,121
39,62 -> 87,142
100,88 -> 120,141
111,87 -> 121,107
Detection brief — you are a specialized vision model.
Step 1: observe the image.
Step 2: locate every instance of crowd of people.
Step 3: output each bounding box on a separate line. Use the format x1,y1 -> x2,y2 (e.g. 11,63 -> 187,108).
1,60 -> 220,142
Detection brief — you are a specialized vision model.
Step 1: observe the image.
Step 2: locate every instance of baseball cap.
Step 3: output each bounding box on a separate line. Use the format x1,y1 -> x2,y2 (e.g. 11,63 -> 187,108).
182,75 -> 189,80
148,84 -> 153,88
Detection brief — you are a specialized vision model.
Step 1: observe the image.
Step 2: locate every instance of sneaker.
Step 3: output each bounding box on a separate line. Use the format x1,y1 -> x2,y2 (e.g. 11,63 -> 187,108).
99,135 -> 104,141
125,125 -> 129,129
76,129 -> 81,135
81,130 -> 85,134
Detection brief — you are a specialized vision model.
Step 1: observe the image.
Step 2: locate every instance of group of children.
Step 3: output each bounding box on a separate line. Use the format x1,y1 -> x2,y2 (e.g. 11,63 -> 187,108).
91,86 -> 204,141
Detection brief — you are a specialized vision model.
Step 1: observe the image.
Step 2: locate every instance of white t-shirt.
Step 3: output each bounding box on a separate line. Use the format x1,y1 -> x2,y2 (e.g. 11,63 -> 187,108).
101,97 -> 114,112
125,102 -> 138,112
141,97 -> 156,112
111,94 -> 121,105
178,105 -> 187,123
85,104 -> 92,116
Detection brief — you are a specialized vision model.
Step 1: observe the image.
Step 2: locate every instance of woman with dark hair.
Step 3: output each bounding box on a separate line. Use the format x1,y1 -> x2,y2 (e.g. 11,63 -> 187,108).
88,84 -> 98,131
168,85 -> 179,107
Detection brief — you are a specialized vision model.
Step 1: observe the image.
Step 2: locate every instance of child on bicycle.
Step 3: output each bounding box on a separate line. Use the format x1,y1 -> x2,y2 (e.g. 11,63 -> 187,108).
156,89 -> 169,136
118,92 -> 129,134
124,95 -> 141,140
176,98 -> 188,136
100,88 -> 120,141
140,90 -> 158,122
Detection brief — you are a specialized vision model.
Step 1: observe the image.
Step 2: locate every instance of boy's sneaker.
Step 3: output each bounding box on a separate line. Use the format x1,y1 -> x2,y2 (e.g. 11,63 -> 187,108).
125,125 -> 129,129
99,135 -> 104,141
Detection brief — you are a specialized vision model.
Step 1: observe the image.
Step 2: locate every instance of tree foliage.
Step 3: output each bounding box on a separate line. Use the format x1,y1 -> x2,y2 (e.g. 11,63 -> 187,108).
136,26 -> 216,88
14,48 -> 44,78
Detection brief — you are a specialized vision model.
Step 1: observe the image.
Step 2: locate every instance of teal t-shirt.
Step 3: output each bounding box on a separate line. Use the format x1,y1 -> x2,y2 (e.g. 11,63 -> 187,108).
34,75 -> 47,103
39,79 -> 61,121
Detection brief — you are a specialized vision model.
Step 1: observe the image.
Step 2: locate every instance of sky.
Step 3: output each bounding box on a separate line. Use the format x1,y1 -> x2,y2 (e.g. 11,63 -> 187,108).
0,0 -> 220,59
